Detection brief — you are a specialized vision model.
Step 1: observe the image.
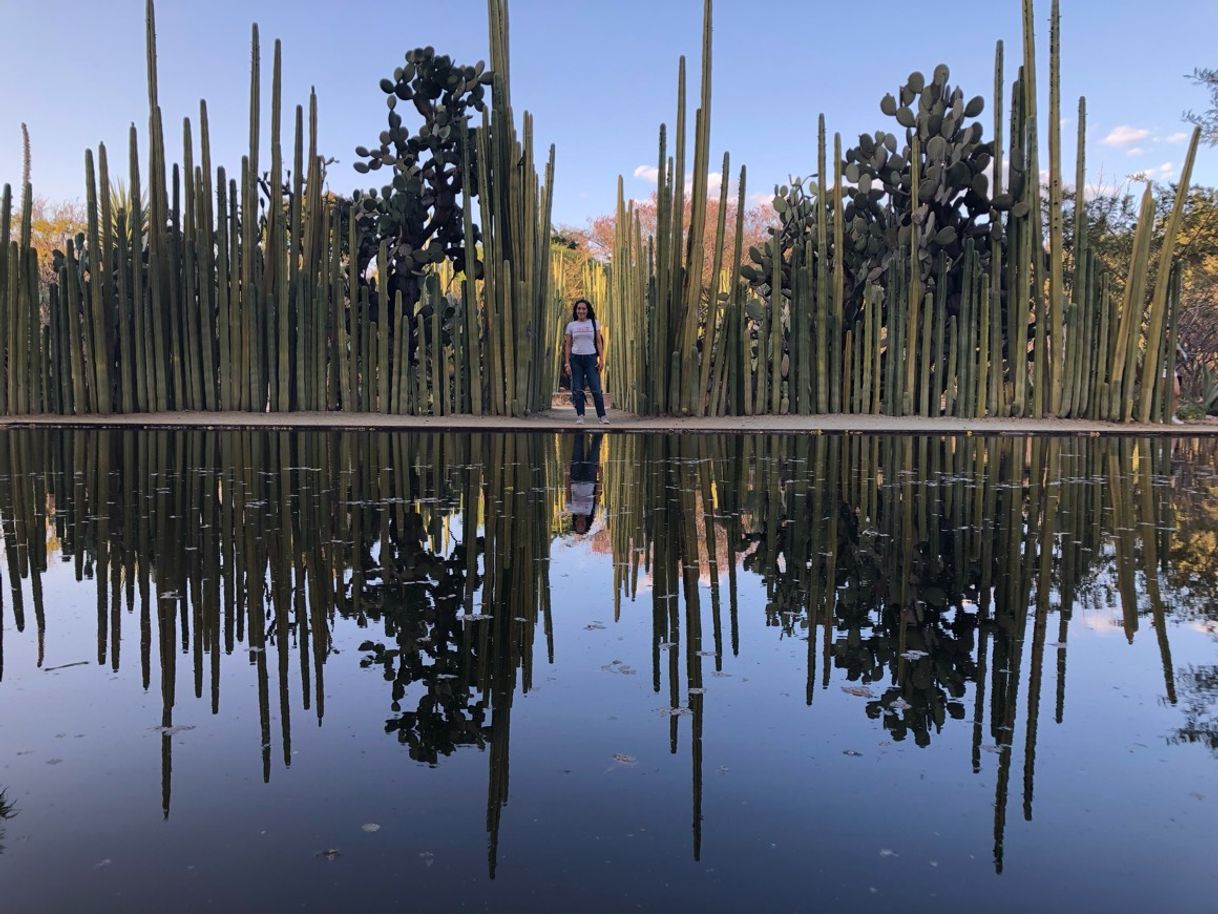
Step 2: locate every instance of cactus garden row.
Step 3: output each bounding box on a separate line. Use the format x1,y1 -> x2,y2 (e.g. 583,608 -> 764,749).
0,0 -> 1202,422
603,0 -> 1200,422
0,0 -> 554,418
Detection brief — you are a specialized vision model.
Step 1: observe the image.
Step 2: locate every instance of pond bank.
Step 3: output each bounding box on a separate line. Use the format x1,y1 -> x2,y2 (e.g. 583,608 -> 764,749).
1,409 -> 1216,435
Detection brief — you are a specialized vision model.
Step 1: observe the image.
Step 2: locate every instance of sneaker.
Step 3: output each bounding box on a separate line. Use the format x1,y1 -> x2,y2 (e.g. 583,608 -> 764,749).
599,415 -> 610,425
1171,416 -> 1185,425
575,416 -> 585,425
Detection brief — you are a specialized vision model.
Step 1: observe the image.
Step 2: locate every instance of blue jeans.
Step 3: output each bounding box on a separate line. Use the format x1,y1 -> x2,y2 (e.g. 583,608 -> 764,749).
569,354 -> 606,418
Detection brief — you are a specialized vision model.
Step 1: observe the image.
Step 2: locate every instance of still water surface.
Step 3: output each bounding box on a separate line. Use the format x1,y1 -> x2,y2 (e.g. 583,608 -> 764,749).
0,430 -> 1215,912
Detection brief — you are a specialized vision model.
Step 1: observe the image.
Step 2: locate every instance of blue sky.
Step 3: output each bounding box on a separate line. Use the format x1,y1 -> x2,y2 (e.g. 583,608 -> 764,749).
2,0 -> 1215,228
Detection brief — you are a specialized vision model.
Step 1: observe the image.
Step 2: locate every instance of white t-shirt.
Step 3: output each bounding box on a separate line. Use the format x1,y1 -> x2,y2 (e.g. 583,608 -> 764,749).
566,319 -> 598,355
568,481 -> 595,516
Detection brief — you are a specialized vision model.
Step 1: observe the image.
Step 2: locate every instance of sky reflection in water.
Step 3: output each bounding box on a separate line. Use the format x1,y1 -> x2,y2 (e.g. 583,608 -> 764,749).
0,430 -> 1215,913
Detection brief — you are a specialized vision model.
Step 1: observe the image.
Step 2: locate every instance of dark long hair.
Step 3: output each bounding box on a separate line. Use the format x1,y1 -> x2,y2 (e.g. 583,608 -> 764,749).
570,298 -> 597,321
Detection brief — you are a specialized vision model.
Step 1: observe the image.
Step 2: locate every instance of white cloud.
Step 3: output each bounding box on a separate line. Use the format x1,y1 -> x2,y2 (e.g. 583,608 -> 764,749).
1127,162 -> 1176,184
1104,125 -> 1150,147
750,191 -> 773,209
1125,146 -> 1144,156
980,159 -> 1019,192
633,164 -> 659,183
1164,131 -> 1189,144
632,164 -> 723,198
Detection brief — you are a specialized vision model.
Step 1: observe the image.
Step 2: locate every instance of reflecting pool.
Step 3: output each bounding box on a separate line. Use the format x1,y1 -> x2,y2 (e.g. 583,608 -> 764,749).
0,430 -> 1215,912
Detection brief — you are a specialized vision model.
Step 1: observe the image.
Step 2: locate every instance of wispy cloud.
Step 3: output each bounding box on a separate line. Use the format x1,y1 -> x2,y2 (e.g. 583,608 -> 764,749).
1104,125 -> 1150,147
1164,131 -> 1190,144
1125,146 -> 1144,156
1128,161 -> 1176,183
632,164 -> 724,197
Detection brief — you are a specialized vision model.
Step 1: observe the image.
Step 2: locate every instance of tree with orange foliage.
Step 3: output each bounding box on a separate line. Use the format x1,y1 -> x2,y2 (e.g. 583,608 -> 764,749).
561,190 -> 775,276
17,197 -> 88,287
9,124 -> 88,288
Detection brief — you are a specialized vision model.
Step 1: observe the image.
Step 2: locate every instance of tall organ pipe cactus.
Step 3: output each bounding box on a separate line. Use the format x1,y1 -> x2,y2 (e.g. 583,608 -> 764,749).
0,0 -> 1204,425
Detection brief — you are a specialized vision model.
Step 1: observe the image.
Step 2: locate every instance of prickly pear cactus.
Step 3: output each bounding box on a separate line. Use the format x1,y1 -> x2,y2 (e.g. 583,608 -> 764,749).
855,65 -> 996,284
742,65 -> 998,329
353,47 -> 493,319
740,178 -> 816,300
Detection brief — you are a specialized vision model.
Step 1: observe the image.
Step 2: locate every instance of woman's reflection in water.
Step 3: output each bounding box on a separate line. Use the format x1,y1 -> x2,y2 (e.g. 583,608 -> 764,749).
567,432 -> 604,535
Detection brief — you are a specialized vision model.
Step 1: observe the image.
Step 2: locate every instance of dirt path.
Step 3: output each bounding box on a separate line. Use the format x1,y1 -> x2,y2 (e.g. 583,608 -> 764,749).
1,408 -> 1215,435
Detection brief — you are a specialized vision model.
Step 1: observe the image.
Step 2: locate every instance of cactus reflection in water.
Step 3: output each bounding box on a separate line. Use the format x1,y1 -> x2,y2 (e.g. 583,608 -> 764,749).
603,431 -> 1210,867
0,428 -> 553,874
0,430 -> 1212,874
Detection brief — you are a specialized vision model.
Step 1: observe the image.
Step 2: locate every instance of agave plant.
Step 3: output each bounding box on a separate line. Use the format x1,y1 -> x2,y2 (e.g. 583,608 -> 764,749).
108,179 -> 149,238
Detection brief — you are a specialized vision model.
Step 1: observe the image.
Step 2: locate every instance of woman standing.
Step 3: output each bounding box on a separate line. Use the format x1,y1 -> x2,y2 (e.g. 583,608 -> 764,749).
563,298 -> 609,425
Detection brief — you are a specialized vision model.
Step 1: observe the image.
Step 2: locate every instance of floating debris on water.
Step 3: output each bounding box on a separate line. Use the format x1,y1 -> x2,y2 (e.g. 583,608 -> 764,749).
657,706 -> 693,717
601,660 -> 637,675
152,725 -> 196,737
842,685 -> 875,698
43,661 -> 89,672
